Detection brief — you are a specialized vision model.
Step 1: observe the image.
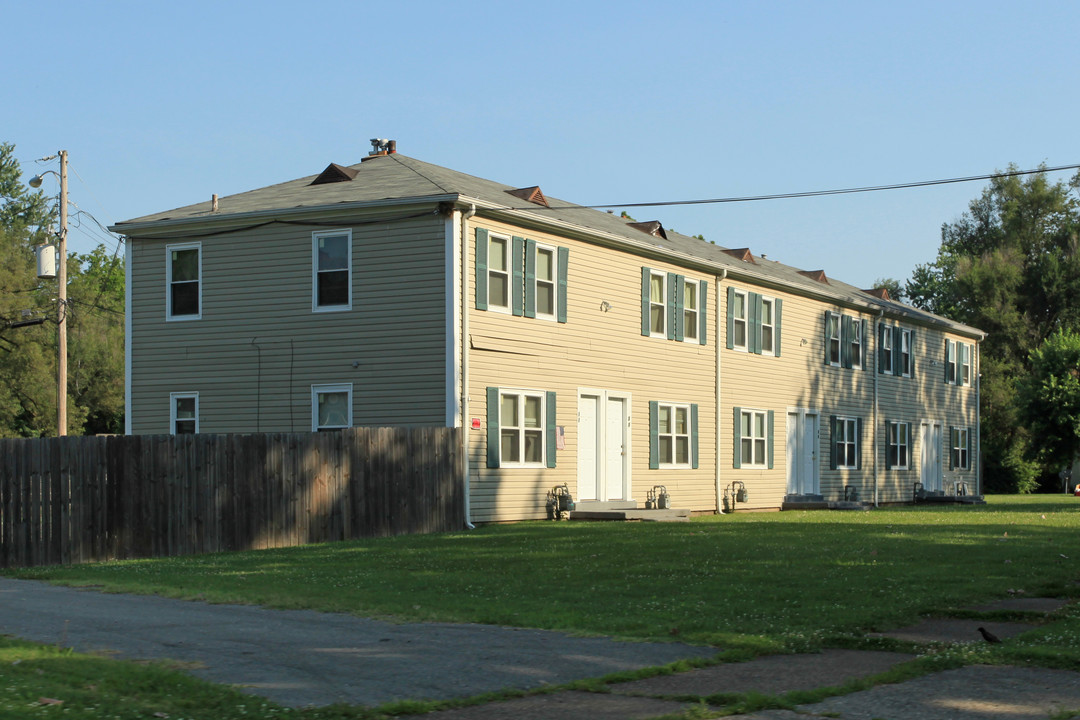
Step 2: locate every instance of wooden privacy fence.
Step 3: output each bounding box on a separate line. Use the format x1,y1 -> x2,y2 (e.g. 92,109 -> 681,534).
0,426 -> 463,568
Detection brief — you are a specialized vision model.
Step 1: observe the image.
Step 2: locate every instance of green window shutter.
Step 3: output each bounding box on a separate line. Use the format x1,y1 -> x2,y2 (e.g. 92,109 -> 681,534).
699,280 -> 708,346
855,417 -> 863,470
966,427 -> 972,470
949,426 -> 956,470
884,419 -> 892,470
944,339 -> 953,384
649,401 -> 660,469
860,319 -> 868,370
557,247 -> 569,324
691,403 -> 699,469
766,410 -> 774,470
511,236 -> 525,317
546,391 -> 557,468
841,315 -> 854,369
749,293 -> 762,354
486,387 -> 500,468
475,228 -> 489,311
829,415 -> 839,470
666,272 -> 677,340
726,286 -> 736,349
909,330 -> 917,378
674,274 -> 685,342
732,406 -> 742,469
641,267 -> 652,337
906,423 -> 913,466
878,323 -> 887,374
892,326 -> 902,376
524,239 -> 537,319
824,311 -> 833,366
775,298 -> 783,356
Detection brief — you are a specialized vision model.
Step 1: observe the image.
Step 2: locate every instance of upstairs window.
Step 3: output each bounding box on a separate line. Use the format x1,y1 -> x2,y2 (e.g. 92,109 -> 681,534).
641,268 -> 708,344
683,278 -> 699,342
731,289 -> 747,350
850,319 -> 863,369
167,243 -> 201,320
945,340 -> 958,384
649,271 -> 666,336
170,392 -> 198,434
899,329 -> 913,377
533,245 -> 556,319
727,288 -> 780,355
826,312 -> 842,366
825,312 -> 866,369
879,323 -> 914,377
881,326 -> 894,374
313,230 -> 351,311
960,343 -> 972,385
760,297 -> 775,354
476,229 -> 568,323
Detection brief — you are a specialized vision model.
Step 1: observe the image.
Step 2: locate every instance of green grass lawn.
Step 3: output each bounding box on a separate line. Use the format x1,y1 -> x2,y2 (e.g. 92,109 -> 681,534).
4,494 -> 1080,718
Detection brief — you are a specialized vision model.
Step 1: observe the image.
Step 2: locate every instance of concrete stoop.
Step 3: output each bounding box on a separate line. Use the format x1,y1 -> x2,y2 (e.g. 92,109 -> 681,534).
569,501 -> 691,522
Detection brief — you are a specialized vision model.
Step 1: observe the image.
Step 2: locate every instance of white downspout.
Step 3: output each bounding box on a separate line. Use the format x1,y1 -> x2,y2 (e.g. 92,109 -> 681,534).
461,204 -> 477,529
715,269 -> 728,513
976,337 -> 983,496
873,308 -> 884,507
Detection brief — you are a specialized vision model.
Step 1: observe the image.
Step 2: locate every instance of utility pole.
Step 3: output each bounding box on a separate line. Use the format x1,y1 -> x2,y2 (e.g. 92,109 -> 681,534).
57,150 -> 68,436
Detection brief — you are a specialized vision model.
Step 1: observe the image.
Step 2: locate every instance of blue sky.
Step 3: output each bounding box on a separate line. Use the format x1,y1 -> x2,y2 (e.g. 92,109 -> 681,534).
5,1 -> 1078,290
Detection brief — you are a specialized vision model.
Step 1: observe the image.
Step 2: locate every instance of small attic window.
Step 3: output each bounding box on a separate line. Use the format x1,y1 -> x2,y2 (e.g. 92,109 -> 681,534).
723,248 -> 756,263
310,163 -> 359,186
627,221 -> 668,240
798,269 -> 830,285
505,186 -> 549,207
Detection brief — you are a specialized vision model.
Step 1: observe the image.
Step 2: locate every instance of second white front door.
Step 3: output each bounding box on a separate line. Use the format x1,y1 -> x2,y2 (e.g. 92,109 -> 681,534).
786,410 -> 820,495
921,421 -> 943,492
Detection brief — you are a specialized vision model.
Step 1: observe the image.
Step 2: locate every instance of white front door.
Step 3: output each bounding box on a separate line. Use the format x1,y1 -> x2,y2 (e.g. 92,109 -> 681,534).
921,421 -> 943,492
786,410 -> 820,495
577,391 -> 631,501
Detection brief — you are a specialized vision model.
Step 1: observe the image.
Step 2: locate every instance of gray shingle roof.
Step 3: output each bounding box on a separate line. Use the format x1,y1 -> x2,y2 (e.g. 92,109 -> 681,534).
113,153 -> 982,337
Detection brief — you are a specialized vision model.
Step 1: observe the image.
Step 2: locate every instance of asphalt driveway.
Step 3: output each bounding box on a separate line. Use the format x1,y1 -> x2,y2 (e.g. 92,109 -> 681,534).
0,577 -> 717,708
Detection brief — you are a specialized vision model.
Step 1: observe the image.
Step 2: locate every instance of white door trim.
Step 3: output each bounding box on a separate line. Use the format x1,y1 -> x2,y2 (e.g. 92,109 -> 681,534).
577,388 -> 632,502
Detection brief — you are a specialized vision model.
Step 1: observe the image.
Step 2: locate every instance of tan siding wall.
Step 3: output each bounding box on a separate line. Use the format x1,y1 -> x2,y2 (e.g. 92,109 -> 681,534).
466,218 -> 717,522
129,211 -> 448,434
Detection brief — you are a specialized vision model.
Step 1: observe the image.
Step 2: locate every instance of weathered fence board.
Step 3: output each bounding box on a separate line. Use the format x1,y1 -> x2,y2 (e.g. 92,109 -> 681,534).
0,427 -> 463,568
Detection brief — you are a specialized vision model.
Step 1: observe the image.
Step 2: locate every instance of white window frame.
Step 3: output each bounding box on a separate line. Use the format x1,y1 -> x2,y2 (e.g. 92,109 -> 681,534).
835,416 -> 858,469
887,420 -> 910,470
953,427 -> 971,470
166,242 -> 202,321
850,319 -> 863,369
170,392 -> 199,435
312,229 -> 352,312
946,340 -> 958,384
311,383 -> 353,431
498,389 -> 546,468
731,289 -> 748,351
960,343 -> 972,386
826,312 -> 842,367
759,296 -> 776,355
649,270 -> 667,338
739,408 -> 769,468
534,243 -> 558,321
682,278 -> 699,343
657,401 -> 693,469
882,326 -> 894,374
486,234 -> 512,313
900,329 -> 913,377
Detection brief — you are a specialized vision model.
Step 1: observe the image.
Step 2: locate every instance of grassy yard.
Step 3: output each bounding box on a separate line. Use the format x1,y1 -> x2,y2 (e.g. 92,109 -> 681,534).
3,495 -> 1080,718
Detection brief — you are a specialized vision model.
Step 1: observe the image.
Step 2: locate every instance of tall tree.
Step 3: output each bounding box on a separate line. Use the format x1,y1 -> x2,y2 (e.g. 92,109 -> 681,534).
1017,329 -> 1080,473
906,166 -> 1080,492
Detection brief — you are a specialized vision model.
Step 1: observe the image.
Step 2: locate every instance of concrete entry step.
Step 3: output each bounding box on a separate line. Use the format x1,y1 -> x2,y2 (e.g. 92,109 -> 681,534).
570,508 -> 691,522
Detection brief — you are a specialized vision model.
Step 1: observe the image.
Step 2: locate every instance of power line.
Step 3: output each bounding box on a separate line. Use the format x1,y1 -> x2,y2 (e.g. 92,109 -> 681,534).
528,163 -> 1080,211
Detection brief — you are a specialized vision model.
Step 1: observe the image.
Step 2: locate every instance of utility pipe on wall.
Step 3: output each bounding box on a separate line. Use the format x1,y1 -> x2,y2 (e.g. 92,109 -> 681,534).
873,307 -> 884,507
460,204 -> 477,529
715,269 -> 728,514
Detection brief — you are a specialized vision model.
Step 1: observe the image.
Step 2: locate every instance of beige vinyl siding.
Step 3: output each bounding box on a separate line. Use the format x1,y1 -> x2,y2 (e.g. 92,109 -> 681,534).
129,210 -> 448,434
466,218 -> 716,522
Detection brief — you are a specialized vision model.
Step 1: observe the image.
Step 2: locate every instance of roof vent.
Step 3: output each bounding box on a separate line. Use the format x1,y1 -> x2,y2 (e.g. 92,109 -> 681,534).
863,287 -> 892,301
369,138 -> 397,155
722,247 -> 756,263
310,163 -> 359,185
505,186 -> 549,207
627,220 -> 667,240
798,269 -> 830,285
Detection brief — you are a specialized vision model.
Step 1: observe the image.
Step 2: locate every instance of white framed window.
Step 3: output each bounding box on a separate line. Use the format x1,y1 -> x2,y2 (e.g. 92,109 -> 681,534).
311,383 -> 352,431
952,427 -> 971,470
170,392 -> 199,434
881,326 -> 894,374
900,329 -> 913,377
739,408 -> 768,468
487,234 -> 511,312
960,343 -> 972,386
760,297 -> 775,355
731,289 -> 748,350
313,230 -> 352,311
826,312 -> 842,366
657,402 -> 692,468
534,244 -> 557,320
945,340 -> 958,384
499,389 -> 546,466
833,416 -> 859,469
166,242 -> 201,320
649,271 -> 666,337
850,319 -> 863,369
683,278 -> 699,342
886,421 -> 910,470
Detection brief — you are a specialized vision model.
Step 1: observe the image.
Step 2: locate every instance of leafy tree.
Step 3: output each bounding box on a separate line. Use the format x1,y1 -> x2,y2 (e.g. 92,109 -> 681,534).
0,142 -> 124,437
905,166 -> 1080,492
1017,329 -> 1080,473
